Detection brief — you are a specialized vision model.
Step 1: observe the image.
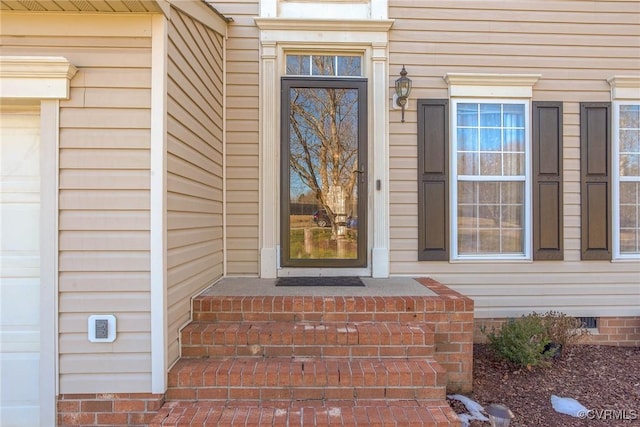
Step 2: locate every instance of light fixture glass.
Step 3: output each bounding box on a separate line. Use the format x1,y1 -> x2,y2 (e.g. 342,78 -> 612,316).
394,65 -> 412,122
486,403 -> 514,427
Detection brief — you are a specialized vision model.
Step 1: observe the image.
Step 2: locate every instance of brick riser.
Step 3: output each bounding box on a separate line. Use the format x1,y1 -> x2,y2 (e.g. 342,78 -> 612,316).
166,357 -> 446,401
181,322 -> 435,359
152,280 -> 468,426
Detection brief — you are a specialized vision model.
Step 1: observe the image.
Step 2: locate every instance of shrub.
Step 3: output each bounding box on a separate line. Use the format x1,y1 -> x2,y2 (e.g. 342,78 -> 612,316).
482,311 -> 590,369
538,310 -> 590,348
484,315 -> 553,369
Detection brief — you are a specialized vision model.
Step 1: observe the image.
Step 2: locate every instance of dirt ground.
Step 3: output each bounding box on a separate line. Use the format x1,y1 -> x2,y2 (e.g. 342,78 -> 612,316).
448,344 -> 640,426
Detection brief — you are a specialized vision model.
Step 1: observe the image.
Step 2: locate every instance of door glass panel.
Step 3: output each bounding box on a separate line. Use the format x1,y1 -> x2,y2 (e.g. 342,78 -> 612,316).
287,86 -> 360,261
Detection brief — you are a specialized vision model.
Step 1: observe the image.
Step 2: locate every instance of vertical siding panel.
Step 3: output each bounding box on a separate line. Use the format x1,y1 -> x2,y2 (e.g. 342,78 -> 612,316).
388,1 -> 640,317
214,1 -> 260,275
166,8 -> 225,366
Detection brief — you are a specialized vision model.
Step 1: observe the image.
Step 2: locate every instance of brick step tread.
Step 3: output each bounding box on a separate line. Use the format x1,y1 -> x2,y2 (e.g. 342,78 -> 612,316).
193,295 -> 435,314
191,295 -> 445,323
169,357 -> 445,389
181,322 -> 435,359
151,400 -> 461,426
166,358 -> 446,401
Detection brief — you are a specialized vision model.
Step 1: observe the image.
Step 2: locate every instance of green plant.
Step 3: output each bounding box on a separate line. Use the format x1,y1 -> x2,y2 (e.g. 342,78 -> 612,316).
484,315 -> 554,369
482,311 -> 590,369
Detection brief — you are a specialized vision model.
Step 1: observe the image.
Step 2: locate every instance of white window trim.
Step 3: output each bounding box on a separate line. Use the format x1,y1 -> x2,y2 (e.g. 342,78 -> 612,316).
445,73 -> 541,99
611,100 -> 640,260
444,73 -> 539,262
609,76 -> 640,260
0,55 -> 76,427
450,98 -> 532,261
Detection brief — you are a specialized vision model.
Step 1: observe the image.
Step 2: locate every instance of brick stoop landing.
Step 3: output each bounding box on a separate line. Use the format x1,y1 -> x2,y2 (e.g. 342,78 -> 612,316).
150,277 -> 473,426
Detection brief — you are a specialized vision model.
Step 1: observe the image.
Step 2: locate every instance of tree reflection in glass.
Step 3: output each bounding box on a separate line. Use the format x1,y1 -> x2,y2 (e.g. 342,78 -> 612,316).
288,87 -> 359,260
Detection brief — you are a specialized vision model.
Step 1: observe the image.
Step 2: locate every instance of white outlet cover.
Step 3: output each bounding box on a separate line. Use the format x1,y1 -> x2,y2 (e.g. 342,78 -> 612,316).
88,314 -> 116,343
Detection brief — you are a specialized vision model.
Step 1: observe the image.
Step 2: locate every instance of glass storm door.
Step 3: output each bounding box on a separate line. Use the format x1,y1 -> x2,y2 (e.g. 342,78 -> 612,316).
281,78 -> 367,267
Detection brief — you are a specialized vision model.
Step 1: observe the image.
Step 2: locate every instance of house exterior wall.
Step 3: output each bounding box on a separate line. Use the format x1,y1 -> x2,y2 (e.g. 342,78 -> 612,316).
387,0 -> 640,319
1,12 -> 155,393
212,1 -> 261,276
203,1 -> 638,322
165,6 -> 226,366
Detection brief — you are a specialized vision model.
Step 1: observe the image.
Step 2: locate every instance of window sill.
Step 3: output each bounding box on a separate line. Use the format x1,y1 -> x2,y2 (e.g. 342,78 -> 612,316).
450,257 -> 532,263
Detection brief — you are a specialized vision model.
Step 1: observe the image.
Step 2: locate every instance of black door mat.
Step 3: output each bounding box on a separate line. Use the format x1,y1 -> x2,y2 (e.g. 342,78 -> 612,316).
275,276 -> 365,287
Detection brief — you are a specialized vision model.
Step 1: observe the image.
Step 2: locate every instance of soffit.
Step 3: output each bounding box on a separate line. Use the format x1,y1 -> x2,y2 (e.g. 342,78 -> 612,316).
0,0 -> 162,12
0,0 -> 230,35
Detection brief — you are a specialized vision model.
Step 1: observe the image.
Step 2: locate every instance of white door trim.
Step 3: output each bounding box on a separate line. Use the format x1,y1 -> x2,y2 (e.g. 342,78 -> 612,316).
254,19 -> 393,278
39,99 -> 59,427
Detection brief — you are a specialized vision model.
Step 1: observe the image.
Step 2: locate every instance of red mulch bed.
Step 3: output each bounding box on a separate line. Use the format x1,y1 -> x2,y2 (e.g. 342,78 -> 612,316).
448,344 -> 640,426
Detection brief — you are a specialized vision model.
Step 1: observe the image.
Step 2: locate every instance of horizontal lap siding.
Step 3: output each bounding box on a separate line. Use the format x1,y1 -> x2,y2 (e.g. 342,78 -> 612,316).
213,1 -> 260,275
1,12 -> 154,393
166,8 -> 225,366
388,1 -> 640,317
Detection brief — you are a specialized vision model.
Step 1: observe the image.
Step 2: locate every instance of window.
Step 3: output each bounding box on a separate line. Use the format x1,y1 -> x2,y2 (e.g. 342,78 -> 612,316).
418,74 -> 546,262
614,102 -> 640,258
285,54 -> 362,77
452,100 -> 530,259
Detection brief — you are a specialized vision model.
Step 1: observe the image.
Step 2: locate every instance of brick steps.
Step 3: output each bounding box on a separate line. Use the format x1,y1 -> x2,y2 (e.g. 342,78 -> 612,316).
181,321 -> 435,359
152,280 -> 473,426
166,357 -> 446,401
152,399 -> 459,426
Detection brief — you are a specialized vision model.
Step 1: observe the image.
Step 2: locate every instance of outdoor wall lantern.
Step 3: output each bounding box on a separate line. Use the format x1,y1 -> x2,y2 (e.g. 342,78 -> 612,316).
486,403 -> 515,427
394,65 -> 412,123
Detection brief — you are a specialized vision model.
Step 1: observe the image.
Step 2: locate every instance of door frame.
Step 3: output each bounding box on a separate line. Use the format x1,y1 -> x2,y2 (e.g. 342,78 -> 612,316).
280,77 -> 368,268
255,20 -> 393,278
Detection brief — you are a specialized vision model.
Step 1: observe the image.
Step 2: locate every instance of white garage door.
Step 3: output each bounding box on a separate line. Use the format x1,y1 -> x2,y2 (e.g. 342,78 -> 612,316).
1,108 -> 41,427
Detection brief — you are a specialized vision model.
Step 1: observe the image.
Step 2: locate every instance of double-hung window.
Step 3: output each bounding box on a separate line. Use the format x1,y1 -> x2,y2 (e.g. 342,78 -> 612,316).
613,102 -> 640,258
452,100 -> 530,259
417,74 -> 544,262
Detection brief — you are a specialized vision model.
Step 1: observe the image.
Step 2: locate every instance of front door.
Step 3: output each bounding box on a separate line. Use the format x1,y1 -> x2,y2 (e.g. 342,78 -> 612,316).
281,78 -> 367,267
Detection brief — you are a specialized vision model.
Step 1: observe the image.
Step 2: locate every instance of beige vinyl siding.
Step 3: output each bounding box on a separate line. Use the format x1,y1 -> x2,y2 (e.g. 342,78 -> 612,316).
388,1 -> 640,317
1,12 -> 154,392
166,7 -> 225,366
212,1 -> 261,275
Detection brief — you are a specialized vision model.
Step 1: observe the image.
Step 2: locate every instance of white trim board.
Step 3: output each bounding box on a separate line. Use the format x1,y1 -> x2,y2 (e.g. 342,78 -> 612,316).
150,14 -> 168,394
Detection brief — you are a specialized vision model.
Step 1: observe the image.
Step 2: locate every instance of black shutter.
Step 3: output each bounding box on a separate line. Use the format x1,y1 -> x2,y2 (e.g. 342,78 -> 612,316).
533,102 -> 564,260
580,102 -> 612,260
417,99 -> 449,261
